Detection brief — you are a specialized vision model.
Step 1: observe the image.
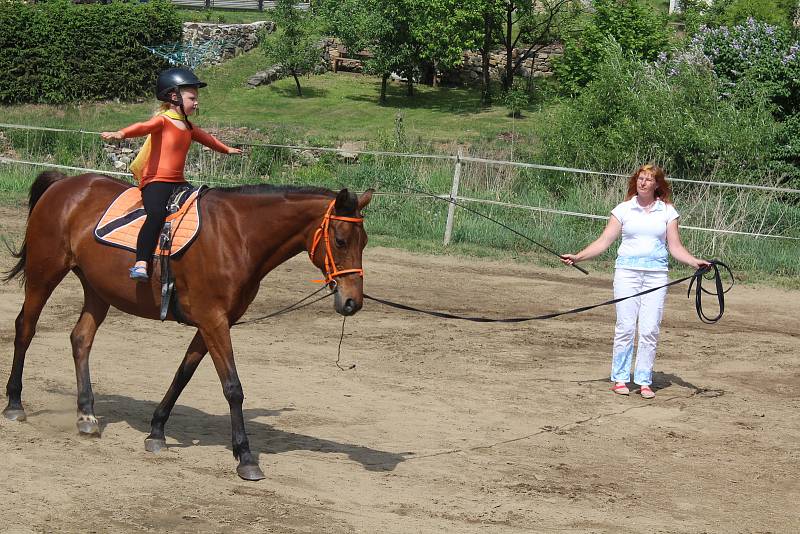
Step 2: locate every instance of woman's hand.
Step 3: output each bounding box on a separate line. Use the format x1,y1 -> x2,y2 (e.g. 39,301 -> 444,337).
227,147 -> 242,155
560,254 -> 579,266
691,258 -> 712,271
100,131 -> 124,141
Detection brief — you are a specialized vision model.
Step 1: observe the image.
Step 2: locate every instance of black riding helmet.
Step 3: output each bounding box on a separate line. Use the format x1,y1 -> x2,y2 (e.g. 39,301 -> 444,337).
156,67 -> 206,102
155,67 -> 207,129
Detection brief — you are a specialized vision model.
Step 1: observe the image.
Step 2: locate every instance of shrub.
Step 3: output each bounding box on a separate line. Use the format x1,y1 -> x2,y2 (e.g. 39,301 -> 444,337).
690,18 -> 800,119
261,0 -> 321,97
0,0 -> 180,104
719,0 -> 797,29
541,43 -> 781,184
681,0 -> 797,34
555,0 -> 669,94
502,81 -> 531,118
772,112 -> 800,186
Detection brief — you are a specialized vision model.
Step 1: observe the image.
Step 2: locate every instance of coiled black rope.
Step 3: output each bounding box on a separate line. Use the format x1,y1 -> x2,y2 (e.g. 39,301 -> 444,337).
689,260 -> 734,324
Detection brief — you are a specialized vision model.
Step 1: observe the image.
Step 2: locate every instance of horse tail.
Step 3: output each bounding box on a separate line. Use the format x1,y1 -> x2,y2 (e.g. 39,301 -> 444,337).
3,170 -> 67,283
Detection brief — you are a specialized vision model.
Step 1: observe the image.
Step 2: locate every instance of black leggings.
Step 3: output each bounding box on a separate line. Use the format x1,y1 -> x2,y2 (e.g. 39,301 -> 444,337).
136,181 -> 187,262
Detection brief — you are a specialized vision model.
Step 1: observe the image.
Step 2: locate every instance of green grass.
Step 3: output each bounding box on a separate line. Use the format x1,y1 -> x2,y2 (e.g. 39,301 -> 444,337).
0,49 -> 541,151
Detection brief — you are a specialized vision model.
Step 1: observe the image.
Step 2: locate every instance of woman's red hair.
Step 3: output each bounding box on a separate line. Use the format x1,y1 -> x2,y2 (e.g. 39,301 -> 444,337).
624,164 -> 672,204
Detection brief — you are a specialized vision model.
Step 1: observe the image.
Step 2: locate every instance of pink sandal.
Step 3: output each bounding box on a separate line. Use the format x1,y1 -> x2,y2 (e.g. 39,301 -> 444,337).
640,385 -> 655,399
611,382 -> 629,395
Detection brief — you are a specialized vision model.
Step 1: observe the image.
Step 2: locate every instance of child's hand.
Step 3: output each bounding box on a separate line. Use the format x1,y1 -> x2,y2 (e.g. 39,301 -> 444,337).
227,147 -> 242,155
101,131 -> 124,141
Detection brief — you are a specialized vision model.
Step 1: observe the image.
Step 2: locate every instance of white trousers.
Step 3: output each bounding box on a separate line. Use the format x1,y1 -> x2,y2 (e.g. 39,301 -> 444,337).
611,268 -> 669,386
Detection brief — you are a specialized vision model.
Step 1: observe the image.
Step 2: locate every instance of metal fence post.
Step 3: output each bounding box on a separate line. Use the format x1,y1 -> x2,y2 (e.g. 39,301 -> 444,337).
443,147 -> 463,246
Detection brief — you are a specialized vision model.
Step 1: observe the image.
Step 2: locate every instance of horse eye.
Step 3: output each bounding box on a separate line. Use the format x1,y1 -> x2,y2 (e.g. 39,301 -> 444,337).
335,237 -> 346,248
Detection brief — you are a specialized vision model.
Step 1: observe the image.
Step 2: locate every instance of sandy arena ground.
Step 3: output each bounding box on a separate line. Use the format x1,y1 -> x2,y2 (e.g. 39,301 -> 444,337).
0,204 -> 798,533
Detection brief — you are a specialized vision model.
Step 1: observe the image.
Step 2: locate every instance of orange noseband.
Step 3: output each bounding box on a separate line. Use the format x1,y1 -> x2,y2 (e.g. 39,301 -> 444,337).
309,199 -> 364,286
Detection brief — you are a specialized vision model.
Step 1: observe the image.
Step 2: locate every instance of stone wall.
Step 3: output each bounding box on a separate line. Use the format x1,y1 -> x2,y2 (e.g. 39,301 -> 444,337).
182,21 -> 274,65
318,39 -> 563,86
441,44 -> 564,86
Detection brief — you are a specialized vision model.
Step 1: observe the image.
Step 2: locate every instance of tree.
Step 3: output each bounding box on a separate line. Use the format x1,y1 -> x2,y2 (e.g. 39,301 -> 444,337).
407,0 -> 483,87
319,0 -> 481,102
555,0 -> 669,94
318,0 -> 418,102
262,0 -> 320,96
490,0 -> 582,91
469,0 -> 581,104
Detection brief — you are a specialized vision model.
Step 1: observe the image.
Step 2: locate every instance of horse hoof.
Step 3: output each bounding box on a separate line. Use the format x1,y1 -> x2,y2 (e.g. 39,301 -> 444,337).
236,464 -> 265,481
2,407 -> 26,422
77,419 -> 101,437
144,438 -> 167,453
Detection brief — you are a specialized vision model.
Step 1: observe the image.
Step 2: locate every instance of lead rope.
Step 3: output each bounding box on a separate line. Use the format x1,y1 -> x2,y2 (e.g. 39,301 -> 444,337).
335,315 -> 356,371
364,261 -> 733,324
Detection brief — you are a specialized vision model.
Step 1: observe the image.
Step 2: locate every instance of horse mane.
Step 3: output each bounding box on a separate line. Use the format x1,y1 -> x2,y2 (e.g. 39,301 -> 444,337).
214,184 -> 335,198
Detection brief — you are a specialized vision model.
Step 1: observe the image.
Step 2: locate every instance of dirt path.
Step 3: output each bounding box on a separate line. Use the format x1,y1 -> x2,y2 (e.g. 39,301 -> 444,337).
0,205 -> 798,533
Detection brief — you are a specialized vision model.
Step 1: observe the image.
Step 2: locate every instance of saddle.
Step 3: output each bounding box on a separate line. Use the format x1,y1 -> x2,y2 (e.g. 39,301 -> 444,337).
94,184 -> 207,324
94,185 -> 204,256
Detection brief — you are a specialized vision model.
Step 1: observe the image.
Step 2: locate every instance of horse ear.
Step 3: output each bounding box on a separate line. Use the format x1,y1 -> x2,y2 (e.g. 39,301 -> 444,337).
358,189 -> 374,210
335,188 -> 356,213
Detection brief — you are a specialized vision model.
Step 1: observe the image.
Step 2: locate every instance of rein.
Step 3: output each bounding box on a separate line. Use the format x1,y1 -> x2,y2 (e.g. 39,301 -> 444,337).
364,261 -> 733,324
309,199 -> 364,286
232,285 -> 334,326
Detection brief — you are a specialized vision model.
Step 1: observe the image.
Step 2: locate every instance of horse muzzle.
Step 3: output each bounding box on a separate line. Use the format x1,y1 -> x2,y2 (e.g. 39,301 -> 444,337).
334,289 -> 362,316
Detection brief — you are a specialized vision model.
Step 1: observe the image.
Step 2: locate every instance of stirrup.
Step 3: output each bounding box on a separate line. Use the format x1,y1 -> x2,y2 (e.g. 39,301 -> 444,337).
129,265 -> 149,281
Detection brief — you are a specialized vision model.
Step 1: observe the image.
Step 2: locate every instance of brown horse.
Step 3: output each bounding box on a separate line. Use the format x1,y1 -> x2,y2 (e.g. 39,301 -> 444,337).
3,171 -> 373,480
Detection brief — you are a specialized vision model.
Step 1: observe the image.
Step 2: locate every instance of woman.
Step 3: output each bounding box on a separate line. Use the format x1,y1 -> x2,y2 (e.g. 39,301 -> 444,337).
101,67 -> 241,280
560,164 -> 709,399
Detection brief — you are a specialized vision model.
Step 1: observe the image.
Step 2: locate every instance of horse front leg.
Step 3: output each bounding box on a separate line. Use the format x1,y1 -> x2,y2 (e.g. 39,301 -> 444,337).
70,283 -> 110,436
200,321 -> 264,481
145,331 -> 208,453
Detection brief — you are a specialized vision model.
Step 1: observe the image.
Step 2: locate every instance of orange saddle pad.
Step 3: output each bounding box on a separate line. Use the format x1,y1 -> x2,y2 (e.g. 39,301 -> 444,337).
94,187 -> 202,257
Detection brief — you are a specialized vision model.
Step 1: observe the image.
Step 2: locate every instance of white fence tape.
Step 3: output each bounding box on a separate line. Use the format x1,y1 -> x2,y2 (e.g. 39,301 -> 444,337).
452,196 -> 800,241
1,156 -> 797,241
1,122 -> 798,194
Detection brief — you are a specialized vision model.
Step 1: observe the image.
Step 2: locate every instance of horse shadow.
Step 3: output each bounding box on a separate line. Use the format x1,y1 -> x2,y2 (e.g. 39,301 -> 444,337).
94,393 -> 407,472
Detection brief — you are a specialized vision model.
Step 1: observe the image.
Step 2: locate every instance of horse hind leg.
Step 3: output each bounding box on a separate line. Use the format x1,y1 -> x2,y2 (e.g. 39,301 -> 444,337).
70,280 -> 110,436
3,262 -> 71,421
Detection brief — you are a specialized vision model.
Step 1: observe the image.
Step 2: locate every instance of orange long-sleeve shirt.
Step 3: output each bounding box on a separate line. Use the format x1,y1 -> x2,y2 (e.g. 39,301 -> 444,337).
121,115 -> 233,188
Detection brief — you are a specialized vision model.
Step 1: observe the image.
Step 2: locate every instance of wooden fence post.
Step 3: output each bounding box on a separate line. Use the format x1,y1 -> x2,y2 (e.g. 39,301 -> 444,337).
443,147 -> 463,246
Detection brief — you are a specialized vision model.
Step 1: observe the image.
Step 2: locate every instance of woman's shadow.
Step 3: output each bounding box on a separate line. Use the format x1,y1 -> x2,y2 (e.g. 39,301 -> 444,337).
95,393 -> 407,472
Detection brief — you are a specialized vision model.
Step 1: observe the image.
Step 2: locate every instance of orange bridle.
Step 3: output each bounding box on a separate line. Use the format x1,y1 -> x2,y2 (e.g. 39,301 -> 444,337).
309,199 -> 364,286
